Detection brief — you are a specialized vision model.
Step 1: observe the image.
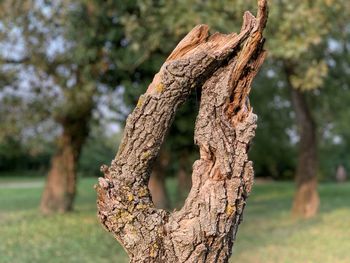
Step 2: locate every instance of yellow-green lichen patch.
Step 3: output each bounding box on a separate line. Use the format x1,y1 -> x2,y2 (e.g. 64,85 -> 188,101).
138,187 -> 149,197
127,193 -> 134,202
137,96 -> 144,108
120,211 -> 135,223
141,150 -> 151,160
155,83 -> 164,93
127,204 -> 135,213
149,242 -> 159,258
114,210 -> 122,221
226,204 -> 235,216
113,208 -> 135,224
135,199 -> 152,210
136,203 -> 148,210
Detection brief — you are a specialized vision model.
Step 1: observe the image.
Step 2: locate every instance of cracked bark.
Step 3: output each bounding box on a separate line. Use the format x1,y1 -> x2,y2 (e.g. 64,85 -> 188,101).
96,1 -> 268,262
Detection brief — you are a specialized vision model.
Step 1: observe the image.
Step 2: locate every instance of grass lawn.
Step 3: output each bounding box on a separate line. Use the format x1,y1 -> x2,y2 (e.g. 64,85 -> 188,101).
0,176 -> 349,263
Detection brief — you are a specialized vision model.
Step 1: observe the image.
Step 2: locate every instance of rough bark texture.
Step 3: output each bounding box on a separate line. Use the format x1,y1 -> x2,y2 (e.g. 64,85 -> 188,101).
149,150 -> 170,209
40,107 -> 92,214
96,1 -> 268,262
289,86 -> 320,218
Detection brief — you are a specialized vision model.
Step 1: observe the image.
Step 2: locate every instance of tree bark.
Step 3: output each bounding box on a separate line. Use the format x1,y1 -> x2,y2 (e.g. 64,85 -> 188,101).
40,105 -> 92,214
148,150 -> 170,209
96,1 -> 268,262
285,67 -> 320,218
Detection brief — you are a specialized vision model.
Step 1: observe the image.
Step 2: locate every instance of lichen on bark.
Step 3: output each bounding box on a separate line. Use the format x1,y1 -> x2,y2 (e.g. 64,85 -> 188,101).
96,1 -> 268,262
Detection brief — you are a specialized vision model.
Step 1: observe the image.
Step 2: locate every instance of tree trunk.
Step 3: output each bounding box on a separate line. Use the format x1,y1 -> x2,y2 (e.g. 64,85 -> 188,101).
177,151 -> 192,202
148,150 -> 170,209
336,164 -> 347,183
96,1 -> 268,262
288,81 -> 320,218
40,107 -> 92,214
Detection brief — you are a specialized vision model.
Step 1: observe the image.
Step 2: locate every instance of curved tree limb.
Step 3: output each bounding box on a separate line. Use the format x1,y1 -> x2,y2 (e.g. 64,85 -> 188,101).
96,1 -> 268,262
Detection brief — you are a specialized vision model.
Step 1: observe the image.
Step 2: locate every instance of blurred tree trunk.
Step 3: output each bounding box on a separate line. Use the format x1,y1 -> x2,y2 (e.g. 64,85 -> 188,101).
336,165 -> 347,182
40,108 -> 92,214
148,150 -> 169,209
177,151 -> 192,202
96,2 -> 267,261
286,72 -> 320,218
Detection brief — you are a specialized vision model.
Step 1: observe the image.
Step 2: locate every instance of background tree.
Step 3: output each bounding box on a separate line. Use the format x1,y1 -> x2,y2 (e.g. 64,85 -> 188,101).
315,1 -> 350,182
0,0 -> 124,213
264,0 -> 350,217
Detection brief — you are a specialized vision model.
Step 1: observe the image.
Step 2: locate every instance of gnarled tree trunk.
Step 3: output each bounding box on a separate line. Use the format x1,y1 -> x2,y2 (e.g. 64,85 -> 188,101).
96,1 -> 268,262
40,106 -> 92,214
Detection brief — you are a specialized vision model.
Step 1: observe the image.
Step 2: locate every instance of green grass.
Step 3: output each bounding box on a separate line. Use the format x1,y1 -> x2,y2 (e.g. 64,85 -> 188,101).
0,177 -> 128,263
233,182 -> 350,263
0,176 -> 349,263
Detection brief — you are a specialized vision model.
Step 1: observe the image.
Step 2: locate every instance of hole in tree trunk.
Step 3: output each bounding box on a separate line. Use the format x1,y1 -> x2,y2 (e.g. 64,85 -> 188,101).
149,94 -> 198,210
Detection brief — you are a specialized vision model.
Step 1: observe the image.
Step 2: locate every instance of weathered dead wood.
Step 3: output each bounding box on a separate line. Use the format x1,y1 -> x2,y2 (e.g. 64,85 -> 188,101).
96,1 -> 268,262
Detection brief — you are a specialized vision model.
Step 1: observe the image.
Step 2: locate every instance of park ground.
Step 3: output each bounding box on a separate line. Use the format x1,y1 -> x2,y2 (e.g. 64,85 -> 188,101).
0,175 -> 349,263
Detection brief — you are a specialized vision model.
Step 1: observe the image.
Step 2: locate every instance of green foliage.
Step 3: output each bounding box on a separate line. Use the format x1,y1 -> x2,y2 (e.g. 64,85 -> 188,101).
250,63 -> 297,180
66,0 -> 350,180
1,0 -> 349,181
78,127 -> 121,177
313,15 -> 350,181
0,0 -> 126,172
0,136 -> 53,173
265,0 -> 343,91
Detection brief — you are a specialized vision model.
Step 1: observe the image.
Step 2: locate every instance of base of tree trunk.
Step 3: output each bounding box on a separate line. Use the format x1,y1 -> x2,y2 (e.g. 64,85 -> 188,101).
40,116 -> 90,214
292,177 -> 319,218
285,66 -> 320,219
40,151 -> 77,214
